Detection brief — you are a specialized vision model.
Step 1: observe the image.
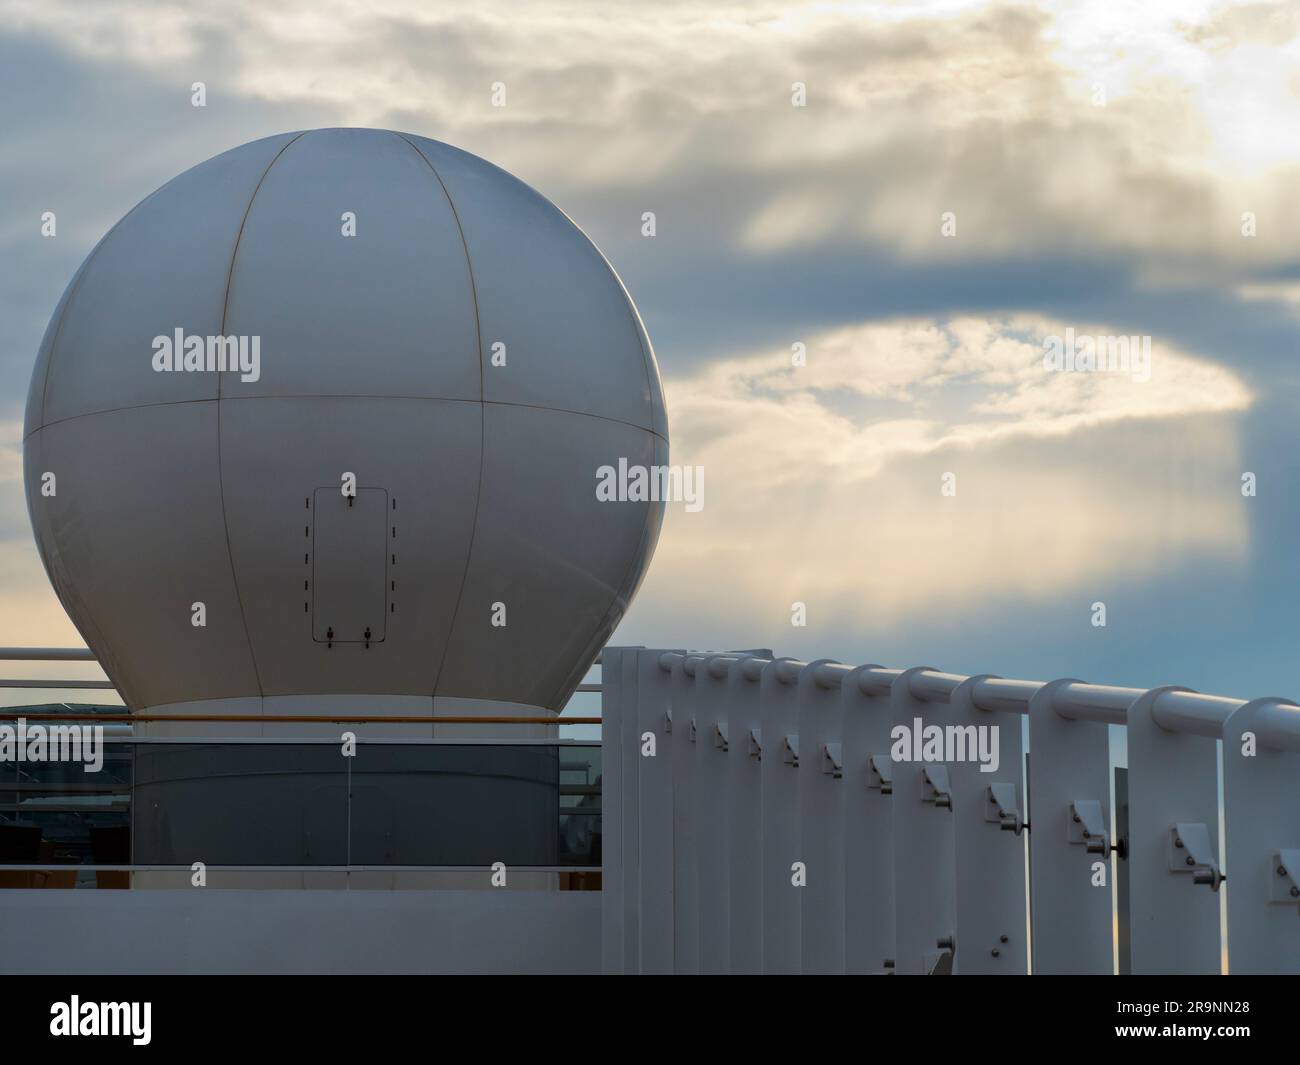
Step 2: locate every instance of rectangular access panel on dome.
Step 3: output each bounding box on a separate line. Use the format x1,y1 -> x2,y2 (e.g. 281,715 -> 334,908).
310,486 -> 389,644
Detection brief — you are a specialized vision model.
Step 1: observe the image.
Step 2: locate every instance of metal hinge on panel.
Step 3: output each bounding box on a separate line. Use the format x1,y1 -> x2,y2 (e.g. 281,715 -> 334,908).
782,734 -> 799,767
984,783 -> 1023,835
1170,823 -> 1223,891
868,754 -> 893,794
925,936 -> 955,974
820,742 -> 842,778
920,764 -> 952,809
713,723 -> 729,752
1068,799 -> 1108,854
688,718 -> 697,744
748,727 -> 762,760
1270,850 -> 1300,906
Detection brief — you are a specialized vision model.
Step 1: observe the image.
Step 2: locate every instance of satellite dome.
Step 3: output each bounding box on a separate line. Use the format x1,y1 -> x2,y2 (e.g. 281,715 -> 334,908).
23,128 -> 668,715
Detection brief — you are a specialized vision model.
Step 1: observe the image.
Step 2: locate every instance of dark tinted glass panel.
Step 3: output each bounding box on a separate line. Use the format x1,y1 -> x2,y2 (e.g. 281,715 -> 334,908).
130,743 -> 601,867
133,744 -> 348,865
0,739 -> 131,873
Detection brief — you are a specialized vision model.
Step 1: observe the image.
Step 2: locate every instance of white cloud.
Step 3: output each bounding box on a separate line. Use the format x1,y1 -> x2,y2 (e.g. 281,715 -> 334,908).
642,314 -> 1252,624
5,0 -> 1300,267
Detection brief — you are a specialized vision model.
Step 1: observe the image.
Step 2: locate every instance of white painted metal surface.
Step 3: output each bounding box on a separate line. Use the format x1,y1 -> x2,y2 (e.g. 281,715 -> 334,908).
841,666 -> 894,974
758,658 -> 804,973
602,647 -> 1300,974
947,675 -> 1027,974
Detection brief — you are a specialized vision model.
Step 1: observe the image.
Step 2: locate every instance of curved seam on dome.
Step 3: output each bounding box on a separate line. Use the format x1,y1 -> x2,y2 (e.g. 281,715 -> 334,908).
391,131 -> 488,701
32,169 -> 238,710
591,244 -> 660,438
543,486 -> 663,711
22,425 -> 124,704
542,195 -> 661,439
33,133 -> 310,434
35,191 -> 165,433
535,219 -> 664,707
214,130 -> 308,701
26,395 -> 669,444
485,398 -> 667,442
534,237 -> 663,709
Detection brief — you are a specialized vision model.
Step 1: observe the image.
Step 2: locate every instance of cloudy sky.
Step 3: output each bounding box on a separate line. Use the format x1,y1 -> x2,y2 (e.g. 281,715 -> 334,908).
2,0 -> 1299,699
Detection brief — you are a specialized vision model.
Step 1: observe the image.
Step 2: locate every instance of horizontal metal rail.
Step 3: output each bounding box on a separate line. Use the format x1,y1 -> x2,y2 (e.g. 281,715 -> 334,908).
0,679 -> 114,689
8,738 -> 598,743
0,647 -> 97,660
3,735 -> 602,746
655,653 -> 1299,750
0,681 -> 600,694
0,654 -> 600,712
0,865 -> 602,874
0,712 -> 599,725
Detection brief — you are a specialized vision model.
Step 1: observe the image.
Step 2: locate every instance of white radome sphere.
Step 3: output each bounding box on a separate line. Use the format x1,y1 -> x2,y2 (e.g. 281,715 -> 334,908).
24,128 -> 667,713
